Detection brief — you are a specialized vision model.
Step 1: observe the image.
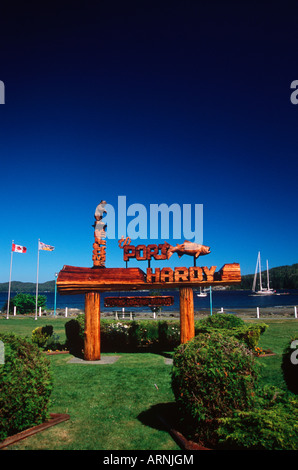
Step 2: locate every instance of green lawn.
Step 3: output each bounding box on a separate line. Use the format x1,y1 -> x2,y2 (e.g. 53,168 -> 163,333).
8,353 -> 179,450
250,318 -> 298,390
1,316 -> 298,450
0,316 -> 69,343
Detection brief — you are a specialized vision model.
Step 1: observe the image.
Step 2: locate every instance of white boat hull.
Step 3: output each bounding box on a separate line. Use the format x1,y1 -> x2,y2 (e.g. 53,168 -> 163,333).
253,290 -> 276,296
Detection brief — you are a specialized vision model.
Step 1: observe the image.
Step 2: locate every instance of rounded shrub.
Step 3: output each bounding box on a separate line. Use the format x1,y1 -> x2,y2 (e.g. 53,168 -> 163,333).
65,319 -> 84,357
31,325 -> 54,348
0,333 -> 53,441
158,321 -> 180,350
171,331 -> 259,446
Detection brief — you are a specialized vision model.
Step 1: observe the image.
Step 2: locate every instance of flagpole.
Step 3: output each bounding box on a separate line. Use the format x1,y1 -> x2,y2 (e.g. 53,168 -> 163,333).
35,239 -> 40,320
7,240 -> 14,320
54,272 -> 58,316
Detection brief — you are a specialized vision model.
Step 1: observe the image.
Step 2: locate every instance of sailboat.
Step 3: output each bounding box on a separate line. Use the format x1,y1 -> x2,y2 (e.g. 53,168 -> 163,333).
252,252 -> 276,295
197,287 -> 208,297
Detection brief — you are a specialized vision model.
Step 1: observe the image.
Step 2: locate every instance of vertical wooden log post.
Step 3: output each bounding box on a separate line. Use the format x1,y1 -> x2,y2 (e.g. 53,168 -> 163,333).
179,287 -> 195,344
84,292 -> 101,360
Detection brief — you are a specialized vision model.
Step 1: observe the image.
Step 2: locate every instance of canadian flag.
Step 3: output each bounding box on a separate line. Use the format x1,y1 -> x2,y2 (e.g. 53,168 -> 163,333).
12,243 -> 27,253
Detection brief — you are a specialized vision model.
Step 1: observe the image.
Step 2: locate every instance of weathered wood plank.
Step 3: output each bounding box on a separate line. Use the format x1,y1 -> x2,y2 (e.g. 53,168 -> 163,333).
179,287 -> 195,344
57,264 -> 241,294
84,292 -> 101,360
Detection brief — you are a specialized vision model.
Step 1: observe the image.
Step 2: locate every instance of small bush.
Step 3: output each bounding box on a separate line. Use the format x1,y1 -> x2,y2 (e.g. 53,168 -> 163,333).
101,320 -> 161,352
158,321 -> 180,350
31,327 -> 49,348
0,333 -> 53,441
31,325 -> 54,348
171,331 -> 259,446
101,321 -> 131,351
281,336 -> 298,394
65,319 -> 84,357
31,325 -> 63,351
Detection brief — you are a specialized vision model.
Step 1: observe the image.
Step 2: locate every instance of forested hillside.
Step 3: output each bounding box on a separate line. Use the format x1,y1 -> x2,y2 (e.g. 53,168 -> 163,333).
238,263 -> 298,290
0,280 -> 55,293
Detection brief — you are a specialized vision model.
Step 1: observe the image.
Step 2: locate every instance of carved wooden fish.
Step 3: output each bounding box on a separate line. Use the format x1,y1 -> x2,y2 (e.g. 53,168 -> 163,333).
167,241 -> 211,259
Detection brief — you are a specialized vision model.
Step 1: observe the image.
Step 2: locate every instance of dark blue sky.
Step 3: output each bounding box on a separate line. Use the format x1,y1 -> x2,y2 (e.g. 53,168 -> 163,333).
0,1 -> 297,282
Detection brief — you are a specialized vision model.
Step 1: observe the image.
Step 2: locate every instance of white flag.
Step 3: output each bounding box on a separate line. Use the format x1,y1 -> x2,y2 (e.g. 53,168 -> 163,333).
39,241 -> 55,251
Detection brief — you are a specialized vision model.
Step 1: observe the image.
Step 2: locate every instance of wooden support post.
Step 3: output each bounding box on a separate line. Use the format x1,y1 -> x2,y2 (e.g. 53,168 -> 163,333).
179,287 -> 195,344
84,292 -> 101,360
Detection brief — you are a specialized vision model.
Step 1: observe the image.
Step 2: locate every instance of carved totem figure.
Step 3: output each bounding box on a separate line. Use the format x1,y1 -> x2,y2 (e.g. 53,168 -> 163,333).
92,200 -> 107,267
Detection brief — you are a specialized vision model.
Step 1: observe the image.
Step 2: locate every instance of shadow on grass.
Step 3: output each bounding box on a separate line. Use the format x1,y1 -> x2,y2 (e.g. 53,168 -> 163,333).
138,402 -> 177,430
137,402 -> 186,449
138,402 -> 214,451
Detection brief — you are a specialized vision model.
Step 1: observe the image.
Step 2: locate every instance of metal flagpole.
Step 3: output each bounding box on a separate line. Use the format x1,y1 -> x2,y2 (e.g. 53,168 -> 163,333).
35,239 -> 40,320
7,240 -> 14,320
54,273 -> 58,316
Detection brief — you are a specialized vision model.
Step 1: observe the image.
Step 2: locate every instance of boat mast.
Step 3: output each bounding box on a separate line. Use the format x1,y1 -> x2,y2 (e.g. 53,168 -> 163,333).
266,260 -> 270,290
252,253 -> 258,292
258,252 -> 263,291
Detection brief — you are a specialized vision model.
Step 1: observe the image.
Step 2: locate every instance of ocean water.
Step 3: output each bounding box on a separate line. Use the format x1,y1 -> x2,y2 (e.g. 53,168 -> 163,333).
1,289 -> 298,313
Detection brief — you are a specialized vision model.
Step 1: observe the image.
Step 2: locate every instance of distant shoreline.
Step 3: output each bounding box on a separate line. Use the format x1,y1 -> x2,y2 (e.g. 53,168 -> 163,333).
3,305 -> 295,320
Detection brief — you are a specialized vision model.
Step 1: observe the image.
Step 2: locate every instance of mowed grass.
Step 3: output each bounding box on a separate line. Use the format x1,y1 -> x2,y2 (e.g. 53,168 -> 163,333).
1,316 -> 298,450
249,318 -> 298,390
8,353 -> 179,450
0,315 -> 179,450
0,316 -> 69,343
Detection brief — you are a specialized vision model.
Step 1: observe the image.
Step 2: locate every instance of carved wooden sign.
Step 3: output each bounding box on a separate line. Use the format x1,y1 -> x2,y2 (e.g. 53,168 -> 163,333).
118,238 -> 211,263
146,266 -> 217,283
57,200 -> 241,361
104,296 -> 174,308
57,263 -> 241,293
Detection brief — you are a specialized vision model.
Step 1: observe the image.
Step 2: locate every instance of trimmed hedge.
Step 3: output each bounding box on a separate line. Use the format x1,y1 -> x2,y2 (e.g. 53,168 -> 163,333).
0,333 -> 53,441
66,313 -> 267,354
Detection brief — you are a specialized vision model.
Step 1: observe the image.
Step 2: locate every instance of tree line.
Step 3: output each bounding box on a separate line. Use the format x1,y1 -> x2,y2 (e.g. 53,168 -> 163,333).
237,263 -> 298,290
